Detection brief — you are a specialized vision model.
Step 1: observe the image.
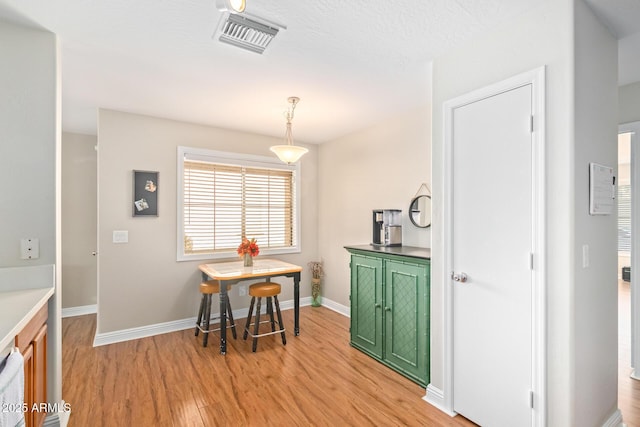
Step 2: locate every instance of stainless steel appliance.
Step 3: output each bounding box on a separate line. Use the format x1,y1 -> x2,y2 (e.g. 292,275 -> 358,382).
372,209 -> 402,246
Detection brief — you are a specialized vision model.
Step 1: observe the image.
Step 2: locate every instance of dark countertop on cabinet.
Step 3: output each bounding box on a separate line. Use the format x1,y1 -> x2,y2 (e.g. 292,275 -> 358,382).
344,245 -> 431,260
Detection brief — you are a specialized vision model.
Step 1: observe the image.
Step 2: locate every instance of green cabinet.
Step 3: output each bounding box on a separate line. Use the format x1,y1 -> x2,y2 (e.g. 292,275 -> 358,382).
346,246 -> 430,387
350,254 -> 384,357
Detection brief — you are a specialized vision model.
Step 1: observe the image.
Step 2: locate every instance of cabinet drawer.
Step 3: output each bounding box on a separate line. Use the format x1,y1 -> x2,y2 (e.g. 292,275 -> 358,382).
15,303 -> 48,352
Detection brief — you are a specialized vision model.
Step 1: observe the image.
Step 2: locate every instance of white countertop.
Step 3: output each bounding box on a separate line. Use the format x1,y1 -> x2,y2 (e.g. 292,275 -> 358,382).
0,265 -> 55,353
0,287 -> 54,351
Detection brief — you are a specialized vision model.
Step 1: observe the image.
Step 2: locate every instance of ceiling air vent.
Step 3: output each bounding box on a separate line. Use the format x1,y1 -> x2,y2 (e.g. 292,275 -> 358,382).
215,12 -> 284,54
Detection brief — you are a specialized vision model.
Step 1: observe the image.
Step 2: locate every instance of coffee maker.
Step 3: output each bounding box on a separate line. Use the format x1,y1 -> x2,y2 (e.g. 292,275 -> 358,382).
372,209 -> 402,247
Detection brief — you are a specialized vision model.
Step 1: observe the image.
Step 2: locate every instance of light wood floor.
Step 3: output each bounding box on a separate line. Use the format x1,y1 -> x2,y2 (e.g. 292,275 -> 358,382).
618,279 -> 640,425
62,288 -> 640,427
62,306 -> 476,426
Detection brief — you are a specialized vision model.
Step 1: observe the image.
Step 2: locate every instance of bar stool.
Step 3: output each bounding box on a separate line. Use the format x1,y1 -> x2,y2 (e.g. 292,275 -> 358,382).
243,282 -> 286,352
195,280 -> 237,347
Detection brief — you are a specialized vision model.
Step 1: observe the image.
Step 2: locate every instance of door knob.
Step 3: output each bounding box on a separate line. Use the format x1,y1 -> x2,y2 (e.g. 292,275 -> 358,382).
450,271 -> 468,283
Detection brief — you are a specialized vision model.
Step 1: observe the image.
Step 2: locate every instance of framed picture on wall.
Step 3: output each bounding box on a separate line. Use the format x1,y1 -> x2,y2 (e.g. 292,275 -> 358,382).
133,170 -> 158,217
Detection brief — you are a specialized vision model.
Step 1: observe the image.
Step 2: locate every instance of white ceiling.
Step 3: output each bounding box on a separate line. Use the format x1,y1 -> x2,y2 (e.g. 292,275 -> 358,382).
0,0 -> 638,143
584,0 -> 640,86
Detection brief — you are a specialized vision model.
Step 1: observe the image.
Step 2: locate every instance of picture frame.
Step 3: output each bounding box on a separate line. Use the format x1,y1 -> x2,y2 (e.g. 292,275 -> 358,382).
133,170 -> 159,217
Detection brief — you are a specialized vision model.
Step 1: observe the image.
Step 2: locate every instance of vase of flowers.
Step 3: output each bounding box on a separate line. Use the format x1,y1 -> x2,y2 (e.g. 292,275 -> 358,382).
237,238 -> 259,267
308,261 -> 324,307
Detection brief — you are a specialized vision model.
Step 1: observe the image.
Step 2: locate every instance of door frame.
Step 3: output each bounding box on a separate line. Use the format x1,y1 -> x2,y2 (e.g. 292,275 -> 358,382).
441,66 -> 546,426
620,121 -> 640,379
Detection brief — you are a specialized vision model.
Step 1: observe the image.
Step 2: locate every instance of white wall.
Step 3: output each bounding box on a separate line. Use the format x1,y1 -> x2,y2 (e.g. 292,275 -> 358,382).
431,1 -> 619,425
0,19 -> 62,405
431,0 -> 576,424
573,1 -> 619,425
62,132 -> 97,308
317,106 -> 431,307
619,81 -> 640,124
0,20 -> 56,267
96,109 -> 318,334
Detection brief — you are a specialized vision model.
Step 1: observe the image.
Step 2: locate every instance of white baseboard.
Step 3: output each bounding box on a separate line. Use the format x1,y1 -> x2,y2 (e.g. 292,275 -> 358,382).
423,384 -> 456,417
602,408 -> 624,427
421,388 -> 625,426
316,297 -> 350,317
93,297 -> 320,347
43,400 -> 71,427
93,315 -> 198,347
61,304 -> 97,318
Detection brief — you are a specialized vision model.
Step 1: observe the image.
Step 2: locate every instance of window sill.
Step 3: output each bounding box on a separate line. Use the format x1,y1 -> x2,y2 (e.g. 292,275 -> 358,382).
177,247 -> 301,263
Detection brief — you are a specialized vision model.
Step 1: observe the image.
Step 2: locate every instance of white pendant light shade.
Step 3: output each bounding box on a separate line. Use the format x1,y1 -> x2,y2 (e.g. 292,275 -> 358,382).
228,0 -> 246,12
270,96 -> 308,164
270,145 -> 309,164
216,0 -> 246,13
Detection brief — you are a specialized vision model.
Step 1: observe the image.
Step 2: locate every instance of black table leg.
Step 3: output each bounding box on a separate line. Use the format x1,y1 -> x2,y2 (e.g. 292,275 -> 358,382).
219,280 -> 227,355
294,272 -> 300,336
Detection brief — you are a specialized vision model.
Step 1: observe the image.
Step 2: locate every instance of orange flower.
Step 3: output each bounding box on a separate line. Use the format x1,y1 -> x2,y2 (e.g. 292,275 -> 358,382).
237,238 -> 259,257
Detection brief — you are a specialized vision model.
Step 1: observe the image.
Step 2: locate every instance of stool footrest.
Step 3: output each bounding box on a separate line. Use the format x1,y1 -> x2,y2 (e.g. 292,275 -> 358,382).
243,292 -> 286,352
244,321 -> 286,339
196,321 -> 237,334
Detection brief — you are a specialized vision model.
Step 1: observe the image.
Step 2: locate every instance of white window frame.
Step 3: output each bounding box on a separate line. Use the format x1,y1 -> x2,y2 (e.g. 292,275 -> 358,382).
176,146 -> 301,262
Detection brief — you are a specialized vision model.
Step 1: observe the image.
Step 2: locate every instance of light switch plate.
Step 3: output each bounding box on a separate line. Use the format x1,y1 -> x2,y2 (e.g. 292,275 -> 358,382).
582,244 -> 589,268
113,230 -> 129,244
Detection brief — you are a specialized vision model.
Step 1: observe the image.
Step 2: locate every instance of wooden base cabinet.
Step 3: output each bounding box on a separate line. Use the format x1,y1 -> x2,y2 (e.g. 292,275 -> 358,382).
15,304 -> 48,427
346,246 -> 430,387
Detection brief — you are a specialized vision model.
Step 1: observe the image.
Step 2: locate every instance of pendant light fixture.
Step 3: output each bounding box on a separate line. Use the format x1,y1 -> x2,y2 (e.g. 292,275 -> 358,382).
270,96 -> 308,164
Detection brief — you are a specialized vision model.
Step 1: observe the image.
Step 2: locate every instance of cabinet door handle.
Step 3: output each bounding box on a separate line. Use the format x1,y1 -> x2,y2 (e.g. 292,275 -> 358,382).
375,303 -> 381,308
384,306 -> 391,312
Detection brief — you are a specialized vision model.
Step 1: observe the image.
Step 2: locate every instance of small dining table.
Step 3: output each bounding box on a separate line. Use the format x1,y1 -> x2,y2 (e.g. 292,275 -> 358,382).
198,258 -> 302,354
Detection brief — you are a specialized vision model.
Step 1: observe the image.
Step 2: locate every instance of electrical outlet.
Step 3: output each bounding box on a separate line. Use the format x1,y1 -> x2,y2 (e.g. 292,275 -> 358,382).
20,238 -> 39,260
238,285 -> 247,296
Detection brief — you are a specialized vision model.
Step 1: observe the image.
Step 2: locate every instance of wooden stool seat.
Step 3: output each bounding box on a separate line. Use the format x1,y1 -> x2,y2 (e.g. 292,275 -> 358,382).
195,280 -> 236,347
243,282 -> 286,352
200,280 -> 230,294
249,282 -> 281,297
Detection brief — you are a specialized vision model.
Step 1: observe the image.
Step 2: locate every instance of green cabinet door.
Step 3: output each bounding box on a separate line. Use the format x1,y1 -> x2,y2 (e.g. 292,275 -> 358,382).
347,246 -> 430,388
350,254 -> 383,358
384,260 -> 429,386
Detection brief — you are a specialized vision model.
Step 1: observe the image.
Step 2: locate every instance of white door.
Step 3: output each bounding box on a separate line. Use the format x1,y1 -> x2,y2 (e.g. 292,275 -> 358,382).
61,136 -> 98,309
451,84 -> 533,426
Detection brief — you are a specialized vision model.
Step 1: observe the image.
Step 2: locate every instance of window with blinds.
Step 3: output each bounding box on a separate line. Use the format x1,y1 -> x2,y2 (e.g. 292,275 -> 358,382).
177,147 -> 299,260
618,184 -> 631,253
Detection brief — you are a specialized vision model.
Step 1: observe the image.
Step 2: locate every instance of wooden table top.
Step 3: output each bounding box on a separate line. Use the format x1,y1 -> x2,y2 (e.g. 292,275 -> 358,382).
199,258 -> 302,281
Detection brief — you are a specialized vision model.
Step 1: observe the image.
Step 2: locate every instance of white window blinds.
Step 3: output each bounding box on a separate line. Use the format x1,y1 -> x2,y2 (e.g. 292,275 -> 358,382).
179,149 -> 298,259
619,184 -> 631,252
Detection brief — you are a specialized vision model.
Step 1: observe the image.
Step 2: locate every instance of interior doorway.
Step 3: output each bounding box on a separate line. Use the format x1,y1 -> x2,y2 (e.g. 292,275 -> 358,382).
61,133 -> 98,317
442,67 -> 546,427
619,123 -> 640,379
